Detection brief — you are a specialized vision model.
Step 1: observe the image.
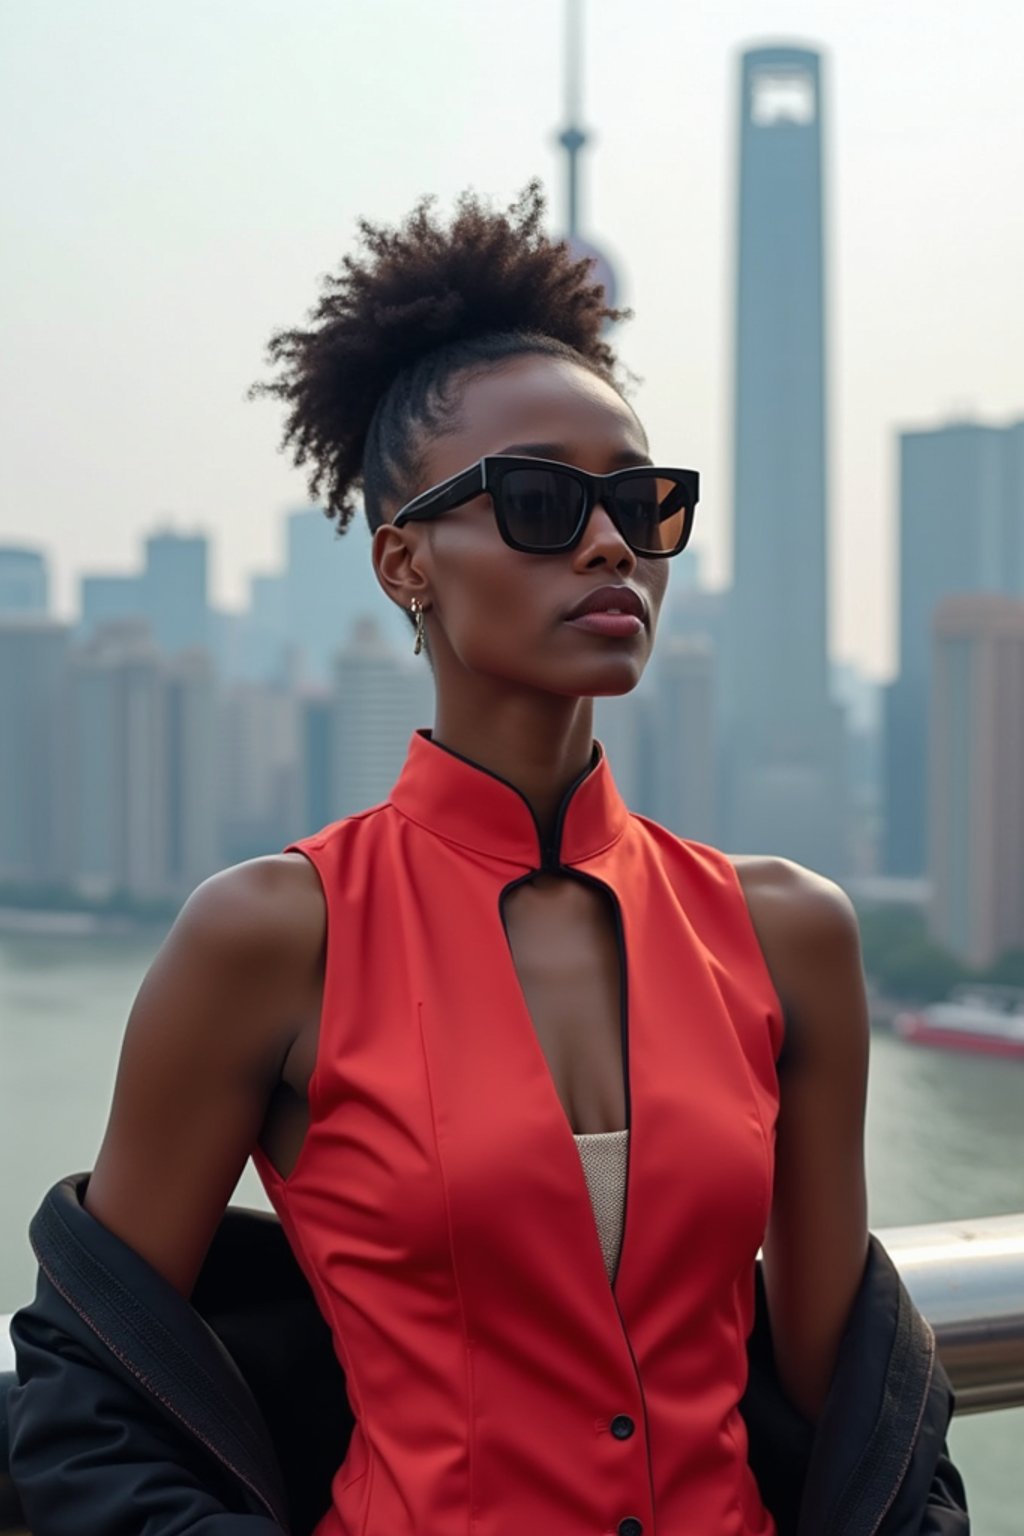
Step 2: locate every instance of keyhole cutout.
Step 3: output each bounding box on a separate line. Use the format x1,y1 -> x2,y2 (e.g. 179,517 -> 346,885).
501,874 -> 627,1137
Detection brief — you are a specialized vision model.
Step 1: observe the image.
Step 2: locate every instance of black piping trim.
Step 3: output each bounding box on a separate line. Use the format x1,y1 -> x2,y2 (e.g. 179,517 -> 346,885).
497,859 -> 655,1520
425,730 -> 601,871
569,870 -> 655,1519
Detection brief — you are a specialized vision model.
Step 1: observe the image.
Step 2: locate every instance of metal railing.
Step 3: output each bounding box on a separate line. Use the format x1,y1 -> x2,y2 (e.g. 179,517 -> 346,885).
878,1210 -> 1024,1413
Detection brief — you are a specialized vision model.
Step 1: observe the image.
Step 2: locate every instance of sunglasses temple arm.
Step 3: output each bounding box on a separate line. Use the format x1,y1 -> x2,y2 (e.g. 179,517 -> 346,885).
399,466 -> 486,525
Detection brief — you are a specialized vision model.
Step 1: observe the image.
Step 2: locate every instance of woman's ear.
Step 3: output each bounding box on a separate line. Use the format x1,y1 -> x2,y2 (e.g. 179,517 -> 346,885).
372,522 -> 431,613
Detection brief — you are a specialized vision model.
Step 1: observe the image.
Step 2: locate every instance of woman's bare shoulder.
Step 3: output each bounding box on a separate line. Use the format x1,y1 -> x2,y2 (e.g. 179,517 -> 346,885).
728,854 -> 857,958
726,854 -> 864,1052
177,851 -> 326,963
82,852 -> 328,1295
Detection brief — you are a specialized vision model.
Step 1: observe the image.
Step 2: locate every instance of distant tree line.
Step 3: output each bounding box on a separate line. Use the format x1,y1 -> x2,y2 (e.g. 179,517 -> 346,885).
854,902 -> 1024,1001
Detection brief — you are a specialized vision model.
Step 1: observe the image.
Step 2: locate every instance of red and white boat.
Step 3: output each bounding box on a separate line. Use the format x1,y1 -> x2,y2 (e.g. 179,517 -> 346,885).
893,986 -> 1024,1059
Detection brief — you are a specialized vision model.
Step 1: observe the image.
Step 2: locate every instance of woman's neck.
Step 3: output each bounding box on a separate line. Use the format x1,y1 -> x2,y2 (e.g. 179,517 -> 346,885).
431,693 -> 595,843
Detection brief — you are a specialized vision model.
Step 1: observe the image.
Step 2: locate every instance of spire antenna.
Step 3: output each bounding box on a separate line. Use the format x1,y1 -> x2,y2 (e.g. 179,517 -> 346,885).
552,0 -> 618,314
558,0 -> 588,239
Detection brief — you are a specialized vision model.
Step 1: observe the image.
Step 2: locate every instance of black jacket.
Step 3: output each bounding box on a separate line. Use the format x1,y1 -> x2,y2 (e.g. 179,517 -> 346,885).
5,1174 -> 968,1536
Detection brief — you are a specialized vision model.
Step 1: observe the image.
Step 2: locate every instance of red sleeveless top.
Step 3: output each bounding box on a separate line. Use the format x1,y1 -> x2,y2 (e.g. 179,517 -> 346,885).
252,730 -> 784,1536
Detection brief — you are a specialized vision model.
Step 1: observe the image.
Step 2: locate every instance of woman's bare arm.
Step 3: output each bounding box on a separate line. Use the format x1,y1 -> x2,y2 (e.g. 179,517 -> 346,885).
736,857 -> 871,1424
83,851 -> 326,1297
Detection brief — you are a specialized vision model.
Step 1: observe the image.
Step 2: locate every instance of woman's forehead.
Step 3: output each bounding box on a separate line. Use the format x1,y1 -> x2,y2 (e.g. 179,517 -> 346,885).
427,353 -> 647,477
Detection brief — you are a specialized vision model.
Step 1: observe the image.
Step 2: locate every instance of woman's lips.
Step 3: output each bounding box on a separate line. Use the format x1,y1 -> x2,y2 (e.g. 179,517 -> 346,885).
563,584 -> 648,638
565,611 -> 645,638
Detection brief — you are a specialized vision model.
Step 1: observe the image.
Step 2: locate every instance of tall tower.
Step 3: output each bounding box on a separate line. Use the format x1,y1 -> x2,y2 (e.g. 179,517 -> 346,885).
557,0 -> 617,307
929,594 -> 1024,966
884,418 -> 1024,875
727,45 -> 845,873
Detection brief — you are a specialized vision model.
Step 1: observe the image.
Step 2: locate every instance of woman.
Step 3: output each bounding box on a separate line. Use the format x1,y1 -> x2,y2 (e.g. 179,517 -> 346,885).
8,183 -> 966,1536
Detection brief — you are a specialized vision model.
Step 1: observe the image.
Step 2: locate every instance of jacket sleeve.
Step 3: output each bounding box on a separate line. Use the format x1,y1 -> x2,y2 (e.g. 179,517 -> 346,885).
7,1268 -> 286,1536
741,1243 -> 971,1536
919,1448 -> 970,1536
889,1365 -> 970,1536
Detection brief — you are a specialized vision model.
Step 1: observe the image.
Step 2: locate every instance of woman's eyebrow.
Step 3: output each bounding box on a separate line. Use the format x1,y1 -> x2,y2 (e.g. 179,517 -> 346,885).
496,442 -> 655,468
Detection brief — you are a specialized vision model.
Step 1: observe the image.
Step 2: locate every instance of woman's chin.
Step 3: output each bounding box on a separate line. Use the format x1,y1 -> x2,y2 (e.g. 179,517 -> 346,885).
550,656 -> 649,699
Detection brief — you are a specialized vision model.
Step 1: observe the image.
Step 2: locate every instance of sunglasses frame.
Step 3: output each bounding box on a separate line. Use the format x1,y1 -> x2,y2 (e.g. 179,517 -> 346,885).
391,455 -> 700,557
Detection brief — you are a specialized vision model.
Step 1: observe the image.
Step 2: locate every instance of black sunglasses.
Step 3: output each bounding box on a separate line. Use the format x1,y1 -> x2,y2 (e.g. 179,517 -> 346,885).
392,455 -> 700,558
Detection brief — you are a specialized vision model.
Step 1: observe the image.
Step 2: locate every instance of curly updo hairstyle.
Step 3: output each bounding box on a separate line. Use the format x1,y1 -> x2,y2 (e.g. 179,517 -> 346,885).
251,180 -> 629,538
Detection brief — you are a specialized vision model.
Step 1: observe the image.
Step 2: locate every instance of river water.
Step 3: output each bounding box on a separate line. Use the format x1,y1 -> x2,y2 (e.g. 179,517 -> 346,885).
1,928 -> 1021,1533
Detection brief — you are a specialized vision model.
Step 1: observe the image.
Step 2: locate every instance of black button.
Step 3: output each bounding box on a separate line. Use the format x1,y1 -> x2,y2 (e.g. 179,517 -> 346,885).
610,1414 -> 635,1439
618,1520 -> 643,1536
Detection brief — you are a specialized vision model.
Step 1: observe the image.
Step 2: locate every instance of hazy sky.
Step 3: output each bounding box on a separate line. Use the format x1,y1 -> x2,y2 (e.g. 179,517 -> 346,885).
3,0 -> 1022,679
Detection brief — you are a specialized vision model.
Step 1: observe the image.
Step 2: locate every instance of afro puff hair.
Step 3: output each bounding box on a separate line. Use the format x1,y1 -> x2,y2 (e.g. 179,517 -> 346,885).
251,179 -> 628,533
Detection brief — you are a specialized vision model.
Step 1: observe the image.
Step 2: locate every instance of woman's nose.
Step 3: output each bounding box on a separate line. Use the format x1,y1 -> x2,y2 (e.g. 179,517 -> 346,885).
572,500 -> 637,572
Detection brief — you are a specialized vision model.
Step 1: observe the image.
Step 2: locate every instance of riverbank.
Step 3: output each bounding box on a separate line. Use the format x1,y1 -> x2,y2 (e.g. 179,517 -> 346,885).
0,906 -> 170,938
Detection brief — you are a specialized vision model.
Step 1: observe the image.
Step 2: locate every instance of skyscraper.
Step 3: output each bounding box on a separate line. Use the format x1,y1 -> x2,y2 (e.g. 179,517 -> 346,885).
0,618 -> 70,885
928,594 -> 1024,966
164,648 -> 220,895
884,418 -> 1024,875
331,618 -> 433,819
79,572 -> 145,642
217,680 -> 301,866
64,620 -> 219,900
296,694 -> 334,838
69,621 -> 168,898
593,693 -> 646,809
727,44 -> 845,873
650,638 -> 716,844
285,506 -> 407,687
142,529 -> 210,656
0,546 -> 49,616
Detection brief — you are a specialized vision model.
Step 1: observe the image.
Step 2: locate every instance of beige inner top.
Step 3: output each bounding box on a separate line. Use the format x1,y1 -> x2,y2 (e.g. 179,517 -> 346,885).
572,1127 -> 629,1281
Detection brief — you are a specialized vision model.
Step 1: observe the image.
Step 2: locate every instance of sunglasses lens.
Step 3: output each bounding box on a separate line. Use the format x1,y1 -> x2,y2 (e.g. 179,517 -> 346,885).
499,468 -> 585,549
612,474 -> 690,554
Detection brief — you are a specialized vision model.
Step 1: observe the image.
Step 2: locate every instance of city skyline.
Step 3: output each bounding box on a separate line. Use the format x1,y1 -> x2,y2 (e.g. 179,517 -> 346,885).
3,2 -> 1023,681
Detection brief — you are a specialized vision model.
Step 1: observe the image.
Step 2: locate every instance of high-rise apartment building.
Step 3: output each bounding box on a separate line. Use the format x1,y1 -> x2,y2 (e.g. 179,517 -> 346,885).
928,595 -> 1024,966
164,649 -> 220,895
295,694 -> 334,838
66,621 -> 219,900
142,529 -> 210,656
248,572 -> 290,682
285,507 -> 407,687
0,547 -> 49,616
69,622 -> 168,898
0,619 -> 70,885
217,680 -> 301,866
79,573 -> 145,642
331,619 -> 432,819
885,418 -> 1024,875
593,693 -> 646,810
727,44 -> 845,874
650,638 -> 716,844
595,585 -> 727,832
831,662 -> 883,878
211,574 -> 290,687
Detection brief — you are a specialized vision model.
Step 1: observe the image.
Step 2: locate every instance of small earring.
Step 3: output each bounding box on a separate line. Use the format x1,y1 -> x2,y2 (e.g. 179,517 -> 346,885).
410,597 -> 426,656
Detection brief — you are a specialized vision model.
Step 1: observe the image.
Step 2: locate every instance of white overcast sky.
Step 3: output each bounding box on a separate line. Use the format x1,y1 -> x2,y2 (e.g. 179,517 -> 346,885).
3,0 -> 1022,679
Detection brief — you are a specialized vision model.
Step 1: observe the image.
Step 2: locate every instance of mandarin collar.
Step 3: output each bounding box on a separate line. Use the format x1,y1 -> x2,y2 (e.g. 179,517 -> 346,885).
388,729 -> 630,871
